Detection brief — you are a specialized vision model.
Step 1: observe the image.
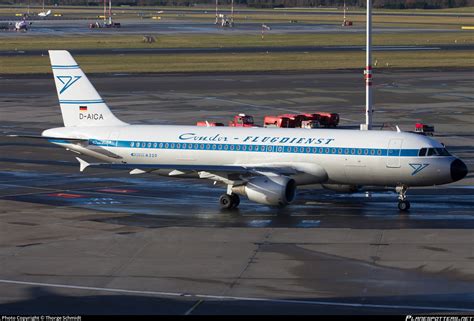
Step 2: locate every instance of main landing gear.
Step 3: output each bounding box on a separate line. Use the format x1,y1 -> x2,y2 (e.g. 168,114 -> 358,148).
219,193 -> 240,210
396,185 -> 410,211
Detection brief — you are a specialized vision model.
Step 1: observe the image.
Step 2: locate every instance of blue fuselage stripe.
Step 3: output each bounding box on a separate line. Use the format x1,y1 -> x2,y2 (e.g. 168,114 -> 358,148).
82,139 -> 420,157
59,100 -> 105,104
48,139 -> 71,144
52,65 -> 80,69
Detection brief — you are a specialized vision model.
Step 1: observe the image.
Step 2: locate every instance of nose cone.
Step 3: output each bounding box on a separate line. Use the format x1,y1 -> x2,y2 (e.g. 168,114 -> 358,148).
451,159 -> 468,182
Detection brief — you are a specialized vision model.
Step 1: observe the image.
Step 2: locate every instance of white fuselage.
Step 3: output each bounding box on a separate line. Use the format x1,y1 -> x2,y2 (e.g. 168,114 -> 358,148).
43,125 -> 457,187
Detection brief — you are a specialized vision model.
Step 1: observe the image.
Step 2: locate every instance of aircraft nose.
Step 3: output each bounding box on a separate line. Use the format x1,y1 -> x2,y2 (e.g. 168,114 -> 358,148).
451,158 -> 468,182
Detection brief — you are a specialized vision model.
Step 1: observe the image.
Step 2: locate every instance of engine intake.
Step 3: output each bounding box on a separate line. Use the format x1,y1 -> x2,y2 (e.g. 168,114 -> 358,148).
233,176 -> 296,206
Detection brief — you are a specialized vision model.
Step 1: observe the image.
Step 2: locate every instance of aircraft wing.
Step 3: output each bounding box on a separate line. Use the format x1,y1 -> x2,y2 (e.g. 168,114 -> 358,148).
74,158 -> 325,186
75,157 -> 297,175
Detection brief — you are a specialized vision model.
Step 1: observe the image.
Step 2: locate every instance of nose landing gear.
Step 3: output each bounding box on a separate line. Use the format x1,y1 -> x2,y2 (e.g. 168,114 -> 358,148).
396,185 -> 410,211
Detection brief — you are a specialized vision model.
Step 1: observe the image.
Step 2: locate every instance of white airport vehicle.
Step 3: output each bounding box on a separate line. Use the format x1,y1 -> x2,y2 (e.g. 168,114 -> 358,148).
37,0 -> 51,18
14,19 -> 31,31
38,9 -> 52,17
0,17 -> 30,31
15,50 -> 468,211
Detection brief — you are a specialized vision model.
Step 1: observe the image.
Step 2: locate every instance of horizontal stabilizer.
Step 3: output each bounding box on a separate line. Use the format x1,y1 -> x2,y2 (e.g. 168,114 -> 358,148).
7,134 -> 88,142
76,157 -> 90,172
8,134 -> 122,159
130,169 -> 146,175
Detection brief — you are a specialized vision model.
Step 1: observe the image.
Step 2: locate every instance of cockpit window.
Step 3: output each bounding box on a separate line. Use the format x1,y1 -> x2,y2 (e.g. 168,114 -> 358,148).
418,148 -> 427,156
426,148 -> 451,157
436,148 -> 451,156
427,148 -> 437,156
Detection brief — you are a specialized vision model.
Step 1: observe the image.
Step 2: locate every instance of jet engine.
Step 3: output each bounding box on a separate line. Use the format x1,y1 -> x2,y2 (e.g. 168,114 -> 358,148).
321,184 -> 359,193
233,176 -> 296,206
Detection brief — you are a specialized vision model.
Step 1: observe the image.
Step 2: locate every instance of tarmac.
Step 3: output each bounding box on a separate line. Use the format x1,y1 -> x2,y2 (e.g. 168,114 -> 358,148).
0,19 -> 465,37
0,70 -> 473,314
2,44 -> 473,57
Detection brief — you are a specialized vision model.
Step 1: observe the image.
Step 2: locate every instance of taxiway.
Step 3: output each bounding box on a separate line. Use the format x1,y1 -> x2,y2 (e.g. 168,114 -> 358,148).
0,71 -> 473,314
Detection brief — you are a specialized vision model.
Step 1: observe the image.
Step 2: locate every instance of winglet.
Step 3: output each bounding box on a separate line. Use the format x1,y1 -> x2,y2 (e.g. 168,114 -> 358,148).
396,125 -> 401,132
76,157 -> 90,172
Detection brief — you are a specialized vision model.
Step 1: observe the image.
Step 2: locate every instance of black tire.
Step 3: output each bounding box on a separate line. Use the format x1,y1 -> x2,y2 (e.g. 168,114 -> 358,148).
231,194 -> 240,208
219,194 -> 233,210
398,200 -> 411,211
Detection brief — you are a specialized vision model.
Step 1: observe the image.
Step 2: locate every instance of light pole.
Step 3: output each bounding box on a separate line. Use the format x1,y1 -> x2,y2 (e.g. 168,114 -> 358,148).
231,0 -> 234,26
362,0 -> 373,130
343,0 -> 346,23
103,0 -> 107,24
109,0 -> 112,25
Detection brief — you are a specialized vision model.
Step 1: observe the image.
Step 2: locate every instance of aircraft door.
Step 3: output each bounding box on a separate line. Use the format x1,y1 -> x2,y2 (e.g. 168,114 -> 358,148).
386,138 -> 402,168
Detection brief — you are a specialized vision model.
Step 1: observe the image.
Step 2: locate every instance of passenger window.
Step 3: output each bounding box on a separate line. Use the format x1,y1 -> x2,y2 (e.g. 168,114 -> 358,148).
419,148 -> 427,156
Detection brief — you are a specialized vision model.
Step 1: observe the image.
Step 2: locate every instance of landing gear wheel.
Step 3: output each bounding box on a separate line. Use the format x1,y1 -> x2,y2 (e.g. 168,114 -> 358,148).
219,194 -> 233,210
231,194 -> 240,208
219,193 -> 240,210
398,200 -> 411,211
396,185 -> 410,211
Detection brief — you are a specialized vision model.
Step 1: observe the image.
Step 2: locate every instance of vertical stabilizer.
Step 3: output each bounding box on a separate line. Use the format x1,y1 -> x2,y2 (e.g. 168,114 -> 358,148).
49,50 -> 127,127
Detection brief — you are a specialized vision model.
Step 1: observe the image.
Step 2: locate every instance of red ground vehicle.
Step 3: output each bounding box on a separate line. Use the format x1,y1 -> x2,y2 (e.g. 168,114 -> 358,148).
196,121 -> 225,127
312,112 -> 339,127
266,112 -> 339,128
276,114 -> 320,129
278,114 -> 307,128
415,123 -> 434,136
263,116 -> 293,128
228,113 -> 255,127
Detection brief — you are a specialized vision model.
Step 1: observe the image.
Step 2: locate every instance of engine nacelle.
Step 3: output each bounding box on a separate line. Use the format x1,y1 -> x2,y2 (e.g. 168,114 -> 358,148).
321,184 -> 359,193
233,176 -> 296,206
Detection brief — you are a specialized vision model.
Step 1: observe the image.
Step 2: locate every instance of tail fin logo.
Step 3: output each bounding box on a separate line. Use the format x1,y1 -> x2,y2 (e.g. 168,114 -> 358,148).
56,76 -> 82,94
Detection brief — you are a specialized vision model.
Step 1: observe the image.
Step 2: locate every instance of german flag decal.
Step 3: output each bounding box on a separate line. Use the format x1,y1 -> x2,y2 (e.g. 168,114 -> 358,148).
79,106 -> 87,111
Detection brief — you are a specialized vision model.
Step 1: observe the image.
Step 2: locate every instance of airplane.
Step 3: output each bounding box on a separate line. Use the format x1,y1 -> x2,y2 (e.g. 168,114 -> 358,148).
38,9 -> 52,18
11,50 -> 468,211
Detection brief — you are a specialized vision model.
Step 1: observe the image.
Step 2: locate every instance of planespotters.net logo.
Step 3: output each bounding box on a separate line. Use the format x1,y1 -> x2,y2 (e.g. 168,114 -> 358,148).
406,316 -> 474,321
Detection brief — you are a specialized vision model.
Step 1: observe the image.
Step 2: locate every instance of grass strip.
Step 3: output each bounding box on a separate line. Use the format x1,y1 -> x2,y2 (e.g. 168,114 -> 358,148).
1,51 -> 472,74
1,32 -> 472,51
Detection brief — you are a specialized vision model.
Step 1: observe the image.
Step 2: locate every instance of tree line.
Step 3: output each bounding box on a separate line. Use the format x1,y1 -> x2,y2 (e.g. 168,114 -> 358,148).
3,0 -> 473,9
